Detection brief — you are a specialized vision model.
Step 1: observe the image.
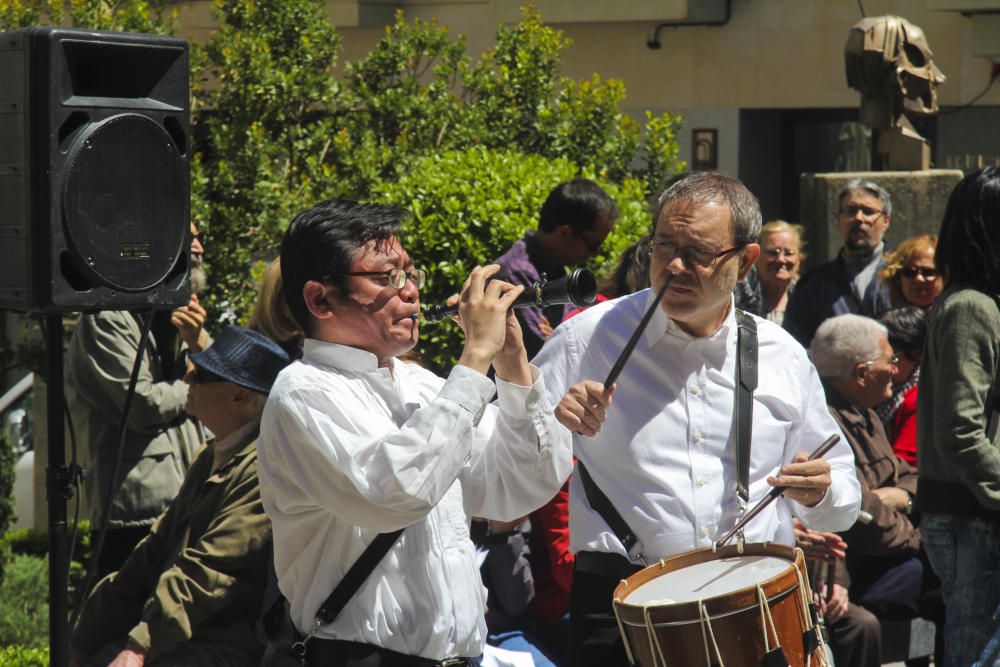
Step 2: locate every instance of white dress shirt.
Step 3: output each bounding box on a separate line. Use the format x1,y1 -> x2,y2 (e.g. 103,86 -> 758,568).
532,290 -> 861,562
257,340 -> 572,660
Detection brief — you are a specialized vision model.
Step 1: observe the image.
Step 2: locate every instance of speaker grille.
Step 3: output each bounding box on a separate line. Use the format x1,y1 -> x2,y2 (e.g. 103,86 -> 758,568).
62,113 -> 185,292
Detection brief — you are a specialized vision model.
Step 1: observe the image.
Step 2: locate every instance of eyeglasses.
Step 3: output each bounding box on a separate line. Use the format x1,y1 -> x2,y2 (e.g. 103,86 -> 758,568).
865,355 -> 900,369
324,268 -> 426,290
648,239 -> 746,268
899,267 -> 938,280
839,205 -> 884,220
192,365 -> 226,384
764,248 -> 798,259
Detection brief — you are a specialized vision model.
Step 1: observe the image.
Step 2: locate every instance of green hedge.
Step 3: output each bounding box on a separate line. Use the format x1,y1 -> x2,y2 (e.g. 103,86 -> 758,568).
373,146 -> 652,374
0,646 -> 48,667
0,553 -> 47,648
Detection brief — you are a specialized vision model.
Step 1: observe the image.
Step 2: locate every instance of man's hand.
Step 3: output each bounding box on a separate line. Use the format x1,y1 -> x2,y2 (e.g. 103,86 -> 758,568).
492,307 -> 532,387
814,582 -> 849,624
872,486 -> 910,513
538,314 -> 553,339
767,452 -> 831,507
792,517 -> 846,562
555,381 -> 615,436
171,294 -> 208,352
454,265 -> 525,376
107,647 -> 146,667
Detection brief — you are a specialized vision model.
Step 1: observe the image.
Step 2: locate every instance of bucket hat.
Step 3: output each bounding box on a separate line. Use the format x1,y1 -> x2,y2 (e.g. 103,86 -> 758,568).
189,326 -> 289,395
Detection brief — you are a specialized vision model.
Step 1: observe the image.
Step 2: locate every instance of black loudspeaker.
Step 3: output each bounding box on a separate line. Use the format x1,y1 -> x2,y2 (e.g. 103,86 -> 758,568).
0,27 -> 191,313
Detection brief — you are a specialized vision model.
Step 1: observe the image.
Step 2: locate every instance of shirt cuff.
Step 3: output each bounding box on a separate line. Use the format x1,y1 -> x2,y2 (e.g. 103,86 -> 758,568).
495,365 -> 543,422
442,364 -> 497,420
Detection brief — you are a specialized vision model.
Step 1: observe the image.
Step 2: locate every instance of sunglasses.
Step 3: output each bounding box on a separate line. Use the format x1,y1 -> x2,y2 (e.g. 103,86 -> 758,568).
899,267 -> 938,280
192,365 -> 226,384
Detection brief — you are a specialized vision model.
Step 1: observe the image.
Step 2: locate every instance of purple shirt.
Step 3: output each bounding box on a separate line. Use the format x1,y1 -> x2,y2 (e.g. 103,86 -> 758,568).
494,233 -> 571,360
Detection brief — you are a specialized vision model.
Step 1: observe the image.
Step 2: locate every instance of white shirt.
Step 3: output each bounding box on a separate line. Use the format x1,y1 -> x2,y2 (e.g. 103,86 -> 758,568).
532,290 -> 861,562
257,340 -> 572,660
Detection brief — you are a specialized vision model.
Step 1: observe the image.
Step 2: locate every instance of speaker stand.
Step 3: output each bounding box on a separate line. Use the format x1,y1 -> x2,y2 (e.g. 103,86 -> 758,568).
45,314 -> 69,667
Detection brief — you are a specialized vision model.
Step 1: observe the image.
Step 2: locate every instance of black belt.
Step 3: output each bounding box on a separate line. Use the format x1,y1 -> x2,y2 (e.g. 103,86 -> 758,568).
305,638 -> 474,667
574,551 -> 643,581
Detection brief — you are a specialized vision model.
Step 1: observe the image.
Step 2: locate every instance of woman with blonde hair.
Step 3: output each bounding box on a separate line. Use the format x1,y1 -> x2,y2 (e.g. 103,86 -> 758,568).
248,258 -> 303,359
879,234 -> 943,309
734,220 -> 806,325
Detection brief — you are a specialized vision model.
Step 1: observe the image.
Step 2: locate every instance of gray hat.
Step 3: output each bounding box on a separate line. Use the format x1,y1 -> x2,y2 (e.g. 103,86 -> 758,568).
190,326 -> 289,395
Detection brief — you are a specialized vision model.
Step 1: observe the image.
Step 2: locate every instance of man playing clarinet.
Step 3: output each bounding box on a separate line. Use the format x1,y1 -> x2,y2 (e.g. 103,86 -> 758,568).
532,171 -> 862,667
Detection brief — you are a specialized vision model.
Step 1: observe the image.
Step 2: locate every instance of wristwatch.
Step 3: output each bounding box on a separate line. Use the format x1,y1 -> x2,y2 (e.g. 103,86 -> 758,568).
905,493 -> 914,516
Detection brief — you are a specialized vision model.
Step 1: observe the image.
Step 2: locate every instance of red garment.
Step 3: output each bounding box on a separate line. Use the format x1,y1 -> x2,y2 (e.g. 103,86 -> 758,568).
564,294 -> 610,321
528,481 -> 573,628
891,384 -> 918,467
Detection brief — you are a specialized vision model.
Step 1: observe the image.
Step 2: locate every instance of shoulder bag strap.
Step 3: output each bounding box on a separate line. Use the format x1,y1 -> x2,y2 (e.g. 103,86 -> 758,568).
314,528 -> 404,626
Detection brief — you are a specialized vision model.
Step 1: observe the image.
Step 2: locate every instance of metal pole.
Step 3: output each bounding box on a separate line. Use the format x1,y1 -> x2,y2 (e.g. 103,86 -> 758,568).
45,314 -> 69,667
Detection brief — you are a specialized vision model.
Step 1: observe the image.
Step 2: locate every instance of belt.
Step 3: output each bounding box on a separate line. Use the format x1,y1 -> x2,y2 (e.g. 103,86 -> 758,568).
305,638 -> 474,667
574,550 -> 644,581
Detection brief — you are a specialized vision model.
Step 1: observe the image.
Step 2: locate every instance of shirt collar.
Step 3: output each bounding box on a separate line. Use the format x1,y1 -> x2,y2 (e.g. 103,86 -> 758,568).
643,289 -> 738,348
211,418 -> 259,472
303,338 -> 384,373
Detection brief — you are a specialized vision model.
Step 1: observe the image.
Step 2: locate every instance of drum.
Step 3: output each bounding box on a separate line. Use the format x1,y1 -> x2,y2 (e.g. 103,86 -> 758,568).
612,543 -> 828,667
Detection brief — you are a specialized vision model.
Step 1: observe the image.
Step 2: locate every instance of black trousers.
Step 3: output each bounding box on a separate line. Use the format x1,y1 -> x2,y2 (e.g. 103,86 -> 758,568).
304,640 -> 475,667
569,562 -> 635,667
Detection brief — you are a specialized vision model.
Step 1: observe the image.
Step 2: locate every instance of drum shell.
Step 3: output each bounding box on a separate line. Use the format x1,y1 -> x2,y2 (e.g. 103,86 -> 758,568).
612,543 -> 818,667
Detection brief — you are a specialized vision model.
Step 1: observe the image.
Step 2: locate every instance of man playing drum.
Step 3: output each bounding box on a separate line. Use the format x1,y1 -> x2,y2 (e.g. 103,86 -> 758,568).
532,171 -> 862,667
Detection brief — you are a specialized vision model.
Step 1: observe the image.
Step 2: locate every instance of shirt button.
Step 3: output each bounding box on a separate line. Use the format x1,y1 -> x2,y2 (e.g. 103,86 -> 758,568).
694,431 -> 704,441
701,526 -> 711,536
690,385 -> 700,395
697,478 -> 707,487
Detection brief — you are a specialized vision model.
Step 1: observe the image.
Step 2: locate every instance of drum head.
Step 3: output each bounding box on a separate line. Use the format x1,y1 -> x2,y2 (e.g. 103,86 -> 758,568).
623,555 -> 791,606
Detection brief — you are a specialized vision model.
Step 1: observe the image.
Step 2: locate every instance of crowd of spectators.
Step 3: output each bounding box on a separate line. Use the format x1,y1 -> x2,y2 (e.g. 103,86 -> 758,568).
64,168 -> 1000,667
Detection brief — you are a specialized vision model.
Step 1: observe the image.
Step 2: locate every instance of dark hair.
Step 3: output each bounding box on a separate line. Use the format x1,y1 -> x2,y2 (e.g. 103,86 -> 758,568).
838,178 -> 893,218
538,179 -> 619,233
280,199 -> 403,332
936,166 -> 1000,294
598,235 -> 651,298
654,171 -> 762,246
879,306 -> 927,362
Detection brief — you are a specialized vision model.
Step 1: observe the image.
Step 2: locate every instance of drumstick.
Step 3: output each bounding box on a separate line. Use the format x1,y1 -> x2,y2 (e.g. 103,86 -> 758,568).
603,272 -> 676,390
714,434 -> 841,549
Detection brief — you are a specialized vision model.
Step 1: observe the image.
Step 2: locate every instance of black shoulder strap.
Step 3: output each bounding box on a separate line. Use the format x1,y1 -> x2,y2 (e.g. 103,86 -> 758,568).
734,309 -> 759,504
577,461 -> 639,555
314,528 -> 404,626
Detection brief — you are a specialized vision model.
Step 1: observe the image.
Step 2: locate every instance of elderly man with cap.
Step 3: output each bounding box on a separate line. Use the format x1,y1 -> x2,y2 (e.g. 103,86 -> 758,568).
70,326 -> 290,667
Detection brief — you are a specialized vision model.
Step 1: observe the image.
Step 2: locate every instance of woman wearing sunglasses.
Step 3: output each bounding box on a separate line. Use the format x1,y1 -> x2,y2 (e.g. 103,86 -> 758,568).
879,234 -> 944,309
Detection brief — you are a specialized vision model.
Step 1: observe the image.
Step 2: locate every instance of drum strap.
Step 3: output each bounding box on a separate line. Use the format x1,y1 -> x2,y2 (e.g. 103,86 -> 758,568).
733,310 -> 758,544
577,461 -> 641,558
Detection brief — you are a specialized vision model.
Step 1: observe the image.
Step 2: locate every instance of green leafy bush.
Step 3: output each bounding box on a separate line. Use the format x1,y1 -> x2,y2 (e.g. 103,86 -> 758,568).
0,431 -> 14,581
0,553 -> 48,648
195,3 -> 684,324
373,146 -> 652,374
0,645 -> 48,667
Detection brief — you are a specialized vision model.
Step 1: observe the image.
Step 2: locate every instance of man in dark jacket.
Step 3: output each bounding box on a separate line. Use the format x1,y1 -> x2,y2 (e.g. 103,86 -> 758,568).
783,179 -> 893,347
71,327 -> 290,667
810,314 -> 940,666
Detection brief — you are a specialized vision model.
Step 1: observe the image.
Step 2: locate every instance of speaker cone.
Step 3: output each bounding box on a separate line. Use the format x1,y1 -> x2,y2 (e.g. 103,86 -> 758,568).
62,113 -> 186,292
